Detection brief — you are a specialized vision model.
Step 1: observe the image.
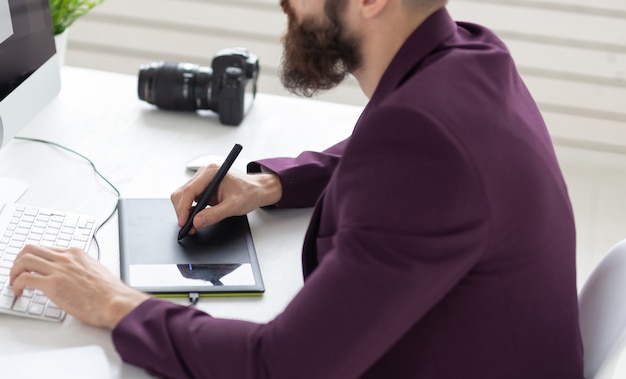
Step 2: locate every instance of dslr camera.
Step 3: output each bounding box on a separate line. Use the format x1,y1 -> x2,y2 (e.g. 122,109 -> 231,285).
137,47 -> 259,126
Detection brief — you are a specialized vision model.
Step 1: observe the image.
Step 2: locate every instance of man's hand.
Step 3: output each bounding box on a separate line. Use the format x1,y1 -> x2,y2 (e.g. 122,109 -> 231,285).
9,245 -> 149,329
171,164 -> 282,234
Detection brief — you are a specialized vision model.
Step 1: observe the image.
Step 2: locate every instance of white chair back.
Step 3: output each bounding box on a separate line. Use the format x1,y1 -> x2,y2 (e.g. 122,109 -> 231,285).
579,240 -> 626,379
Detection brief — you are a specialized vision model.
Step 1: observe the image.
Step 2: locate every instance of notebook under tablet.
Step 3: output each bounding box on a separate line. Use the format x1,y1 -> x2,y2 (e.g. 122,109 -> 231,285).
118,198 -> 264,296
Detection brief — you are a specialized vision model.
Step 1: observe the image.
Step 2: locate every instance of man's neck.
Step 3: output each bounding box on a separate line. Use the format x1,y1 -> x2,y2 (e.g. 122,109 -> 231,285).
352,4 -> 444,98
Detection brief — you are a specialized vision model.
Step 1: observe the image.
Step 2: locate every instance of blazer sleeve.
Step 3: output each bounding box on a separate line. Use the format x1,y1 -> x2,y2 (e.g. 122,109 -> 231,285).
112,106 -> 489,379
246,139 -> 348,208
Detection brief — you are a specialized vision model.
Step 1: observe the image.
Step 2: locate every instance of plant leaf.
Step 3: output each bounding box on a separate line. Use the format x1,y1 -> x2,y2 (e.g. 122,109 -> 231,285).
48,0 -> 105,35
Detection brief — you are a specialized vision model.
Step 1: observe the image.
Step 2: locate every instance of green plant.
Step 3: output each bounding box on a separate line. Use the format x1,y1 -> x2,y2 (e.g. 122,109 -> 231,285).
49,0 -> 104,35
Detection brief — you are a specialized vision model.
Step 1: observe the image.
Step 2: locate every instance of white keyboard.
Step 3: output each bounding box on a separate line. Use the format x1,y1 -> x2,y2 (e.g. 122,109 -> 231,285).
0,203 -> 96,322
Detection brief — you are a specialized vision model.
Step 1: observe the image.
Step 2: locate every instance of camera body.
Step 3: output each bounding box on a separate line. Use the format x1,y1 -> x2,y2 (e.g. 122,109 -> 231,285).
138,47 -> 259,126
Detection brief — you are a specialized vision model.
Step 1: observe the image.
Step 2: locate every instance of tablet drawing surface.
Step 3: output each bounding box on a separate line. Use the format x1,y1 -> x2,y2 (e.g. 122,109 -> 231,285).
118,198 -> 264,295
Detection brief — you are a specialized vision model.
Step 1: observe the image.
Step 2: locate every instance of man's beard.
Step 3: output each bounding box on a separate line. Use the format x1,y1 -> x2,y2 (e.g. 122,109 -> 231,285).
280,0 -> 362,97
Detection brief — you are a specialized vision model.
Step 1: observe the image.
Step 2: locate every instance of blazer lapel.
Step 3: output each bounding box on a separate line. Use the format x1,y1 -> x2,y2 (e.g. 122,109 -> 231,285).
301,192 -> 325,279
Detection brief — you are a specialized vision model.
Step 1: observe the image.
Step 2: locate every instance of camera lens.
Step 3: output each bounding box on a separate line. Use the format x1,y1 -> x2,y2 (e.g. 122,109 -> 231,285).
138,62 -> 212,111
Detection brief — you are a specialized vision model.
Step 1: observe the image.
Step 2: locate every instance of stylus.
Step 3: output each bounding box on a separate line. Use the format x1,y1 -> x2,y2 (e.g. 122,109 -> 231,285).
177,143 -> 243,240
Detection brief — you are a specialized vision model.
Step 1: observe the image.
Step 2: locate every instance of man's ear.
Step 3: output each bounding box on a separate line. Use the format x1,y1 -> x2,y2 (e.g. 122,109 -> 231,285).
360,0 -> 390,18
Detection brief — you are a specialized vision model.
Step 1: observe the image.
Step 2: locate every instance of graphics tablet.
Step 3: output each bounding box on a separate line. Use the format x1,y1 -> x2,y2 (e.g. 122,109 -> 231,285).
118,198 -> 264,296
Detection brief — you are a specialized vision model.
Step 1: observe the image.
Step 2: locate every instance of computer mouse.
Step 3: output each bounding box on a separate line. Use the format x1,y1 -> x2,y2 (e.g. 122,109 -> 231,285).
185,154 -> 225,172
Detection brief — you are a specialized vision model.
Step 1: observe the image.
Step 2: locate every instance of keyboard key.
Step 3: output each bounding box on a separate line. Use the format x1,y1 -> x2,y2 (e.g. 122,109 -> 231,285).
44,307 -> 62,319
12,297 -> 29,312
70,240 -> 87,249
74,233 -> 89,242
58,232 -> 72,241
0,295 -> 14,309
22,207 -> 38,217
34,220 -> 47,228
56,240 -> 70,248
5,246 -> 19,255
2,254 -> 16,262
49,221 -> 63,230
64,215 -> 79,228
28,303 -> 44,316
79,217 -> 95,229
27,235 -> 42,244
36,214 -> 50,222
30,226 -> 45,235
51,214 -> 64,222
33,295 -> 47,305
2,285 -> 14,297
21,215 -> 36,224
9,240 -> 23,248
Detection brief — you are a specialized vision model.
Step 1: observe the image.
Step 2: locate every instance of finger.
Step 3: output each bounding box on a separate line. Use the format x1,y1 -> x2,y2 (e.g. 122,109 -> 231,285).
10,271 -> 45,298
172,166 -> 219,226
9,252 -> 55,297
193,200 -> 235,229
172,192 -> 193,227
171,178 -> 209,226
14,244 -> 58,262
10,245 -> 61,282
9,251 -> 56,284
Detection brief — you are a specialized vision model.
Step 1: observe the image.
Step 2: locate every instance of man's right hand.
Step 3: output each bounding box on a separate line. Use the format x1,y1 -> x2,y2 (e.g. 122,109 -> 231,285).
171,164 -> 282,234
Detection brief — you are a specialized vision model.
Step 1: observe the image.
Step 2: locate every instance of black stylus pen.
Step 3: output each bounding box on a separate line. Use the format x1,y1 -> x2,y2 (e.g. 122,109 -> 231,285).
177,143 -> 243,240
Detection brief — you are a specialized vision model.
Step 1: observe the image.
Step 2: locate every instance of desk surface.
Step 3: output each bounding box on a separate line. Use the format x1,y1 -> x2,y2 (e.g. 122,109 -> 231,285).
0,66 -> 363,377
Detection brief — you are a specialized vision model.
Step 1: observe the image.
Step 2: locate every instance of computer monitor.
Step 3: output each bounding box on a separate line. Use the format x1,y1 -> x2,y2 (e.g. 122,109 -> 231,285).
0,0 -> 60,202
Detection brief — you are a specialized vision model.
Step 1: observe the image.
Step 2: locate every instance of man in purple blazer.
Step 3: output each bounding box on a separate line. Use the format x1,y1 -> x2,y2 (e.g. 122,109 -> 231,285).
11,0 -> 584,377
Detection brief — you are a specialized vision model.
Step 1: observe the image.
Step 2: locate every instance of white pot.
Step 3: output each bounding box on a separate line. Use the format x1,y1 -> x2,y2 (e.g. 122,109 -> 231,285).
54,30 -> 69,65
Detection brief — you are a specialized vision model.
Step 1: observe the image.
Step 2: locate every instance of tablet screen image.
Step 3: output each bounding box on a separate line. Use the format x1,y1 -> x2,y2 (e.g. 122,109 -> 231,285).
128,263 -> 256,287
118,198 -> 264,295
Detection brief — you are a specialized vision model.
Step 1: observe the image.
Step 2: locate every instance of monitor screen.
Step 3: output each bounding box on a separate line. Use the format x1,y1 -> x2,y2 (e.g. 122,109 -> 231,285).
0,0 -> 59,147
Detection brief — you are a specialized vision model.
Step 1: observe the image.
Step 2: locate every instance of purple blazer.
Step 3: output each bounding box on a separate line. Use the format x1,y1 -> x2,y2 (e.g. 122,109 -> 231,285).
113,8 -> 584,378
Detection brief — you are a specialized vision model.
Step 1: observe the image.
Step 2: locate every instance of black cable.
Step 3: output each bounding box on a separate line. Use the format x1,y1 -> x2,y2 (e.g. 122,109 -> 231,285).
92,234 -> 102,261
13,136 -> 121,260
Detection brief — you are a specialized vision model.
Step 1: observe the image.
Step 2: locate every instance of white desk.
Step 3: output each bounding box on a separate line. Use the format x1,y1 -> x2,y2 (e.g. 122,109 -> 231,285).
0,67 -> 363,377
